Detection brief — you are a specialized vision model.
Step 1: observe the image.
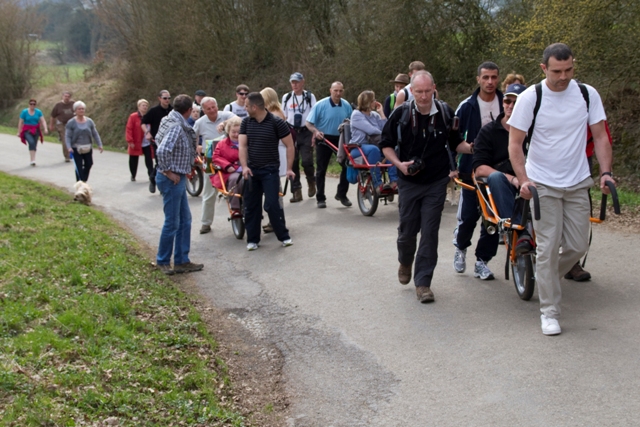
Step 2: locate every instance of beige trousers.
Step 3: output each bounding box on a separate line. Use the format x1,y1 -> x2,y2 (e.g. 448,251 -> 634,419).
532,177 -> 593,319
56,123 -> 70,160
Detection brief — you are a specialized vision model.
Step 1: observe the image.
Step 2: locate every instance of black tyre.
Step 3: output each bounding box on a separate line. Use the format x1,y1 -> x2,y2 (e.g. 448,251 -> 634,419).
512,253 -> 535,301
186,167 -> 204,197
231,217 -> 245,239
357,173 -> 379,217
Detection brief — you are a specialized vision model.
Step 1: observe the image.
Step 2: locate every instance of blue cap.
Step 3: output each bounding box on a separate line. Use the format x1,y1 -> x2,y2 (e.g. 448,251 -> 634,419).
505,83 -> 526,97
289,72 -> 304,82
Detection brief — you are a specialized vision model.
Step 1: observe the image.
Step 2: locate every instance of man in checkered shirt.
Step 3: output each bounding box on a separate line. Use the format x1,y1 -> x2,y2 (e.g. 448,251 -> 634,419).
154,94 -> 204,276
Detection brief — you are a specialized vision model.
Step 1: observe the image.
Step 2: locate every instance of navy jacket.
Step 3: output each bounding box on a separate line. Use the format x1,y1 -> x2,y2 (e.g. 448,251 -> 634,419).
455,88 -> 503,174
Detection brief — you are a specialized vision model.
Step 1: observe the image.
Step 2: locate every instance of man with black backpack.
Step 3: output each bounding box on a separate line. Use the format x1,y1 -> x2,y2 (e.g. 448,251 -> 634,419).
508,43 -> 615,336
380,71 -> 473,304
282,72 -> 317,203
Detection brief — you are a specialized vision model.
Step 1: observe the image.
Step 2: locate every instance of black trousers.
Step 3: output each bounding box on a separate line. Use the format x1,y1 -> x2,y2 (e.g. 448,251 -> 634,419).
292,128 -> 315,191
397,176 -> 449,288
315,134 -> 349,202
129,145 -> 154,180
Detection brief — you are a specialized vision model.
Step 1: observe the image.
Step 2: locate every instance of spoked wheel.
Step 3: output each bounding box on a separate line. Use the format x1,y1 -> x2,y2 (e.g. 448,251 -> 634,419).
512,253 -> 535,301
357,172 -> 379,216
231,216 -> 245,239
186,167 -> 204,197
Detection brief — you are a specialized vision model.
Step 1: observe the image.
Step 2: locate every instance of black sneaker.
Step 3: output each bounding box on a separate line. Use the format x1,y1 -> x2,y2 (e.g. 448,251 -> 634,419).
335,195 -> 352,207
149,179 -> 156,194
317,201 -> 327,209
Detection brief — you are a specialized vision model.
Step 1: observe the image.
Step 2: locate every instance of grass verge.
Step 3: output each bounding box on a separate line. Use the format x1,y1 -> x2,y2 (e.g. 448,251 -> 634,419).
0,172 -> 244,426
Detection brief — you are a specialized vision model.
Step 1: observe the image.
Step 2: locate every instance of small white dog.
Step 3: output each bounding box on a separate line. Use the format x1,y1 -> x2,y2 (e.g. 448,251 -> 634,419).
73,181 -> 93,205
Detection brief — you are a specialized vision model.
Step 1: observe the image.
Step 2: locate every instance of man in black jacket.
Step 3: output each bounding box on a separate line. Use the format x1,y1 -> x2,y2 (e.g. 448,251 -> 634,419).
380,71 -> 473,303
472,83 -> 533,255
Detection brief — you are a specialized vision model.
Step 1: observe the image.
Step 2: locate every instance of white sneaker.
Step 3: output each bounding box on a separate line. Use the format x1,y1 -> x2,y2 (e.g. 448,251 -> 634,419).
473,260 -> 495,280
282,239 -> 293,247
541,314 -> 561,336
247,243 -> 258,251
453,247 -> 466,273
452,227 -> 458,246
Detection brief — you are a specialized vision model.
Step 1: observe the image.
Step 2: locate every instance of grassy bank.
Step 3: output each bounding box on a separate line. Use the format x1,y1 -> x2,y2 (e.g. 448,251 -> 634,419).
0,172 -> 243,426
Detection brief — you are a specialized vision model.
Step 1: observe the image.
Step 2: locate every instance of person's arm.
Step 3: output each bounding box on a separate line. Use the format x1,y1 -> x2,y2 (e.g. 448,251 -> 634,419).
16,118 -> 24,137
49,111 -> 55,132
305,104 -> 322,145
393,90 -> 406,110
212,141 -> 233,172
351,111 -> 384,137
65,121 -> 73,151
281,134 -> 295,180
39,115 -> 49,135
90,120 -> 104,153
508,127 -> 533,199
125,115 -> 135,146
238,134 -> 252,179
590,120 -> 615,193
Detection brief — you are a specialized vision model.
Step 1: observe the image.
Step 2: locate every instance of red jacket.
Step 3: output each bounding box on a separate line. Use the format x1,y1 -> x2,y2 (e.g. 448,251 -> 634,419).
125,111 -> 144,156
211,137 -> 240,189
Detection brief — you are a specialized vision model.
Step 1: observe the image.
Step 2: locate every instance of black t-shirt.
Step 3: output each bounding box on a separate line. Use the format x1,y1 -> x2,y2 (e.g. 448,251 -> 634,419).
141,104 -> 173,139
380,101 -> 462,185
472,112 -> 527,175
240,111 -> 291,169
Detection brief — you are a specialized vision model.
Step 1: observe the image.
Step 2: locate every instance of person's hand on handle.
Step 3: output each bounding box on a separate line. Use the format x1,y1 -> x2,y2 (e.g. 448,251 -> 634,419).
519,181 -> 536,200
600,174 -> 615,194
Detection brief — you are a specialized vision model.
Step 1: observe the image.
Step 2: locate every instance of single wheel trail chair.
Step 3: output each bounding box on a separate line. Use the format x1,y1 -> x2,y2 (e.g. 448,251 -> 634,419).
455,175 -> 620,301
319,121 -> 398,216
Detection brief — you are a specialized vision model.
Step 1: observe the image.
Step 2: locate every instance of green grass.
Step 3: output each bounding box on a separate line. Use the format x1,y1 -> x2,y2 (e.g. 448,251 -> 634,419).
33,63 -> 88,89
0,172 -> 244,426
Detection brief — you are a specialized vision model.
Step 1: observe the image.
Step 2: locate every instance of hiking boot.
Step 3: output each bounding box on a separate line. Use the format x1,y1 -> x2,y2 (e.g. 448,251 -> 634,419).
564,262 -> 591,281
317,201 -> 327,209
416,286 -> 434,303
262,223 -> 274,233
247,243 -> 259,251
282,239 -> 293,247
308,181 -> 316,198
515,233 -> 534,255
398,264 -> 412,285
474,260 -> 495,280
199,225 -> 212,234
290,189 -> 303,203
174,262 -> 204,274
157,264 -> 174,275
541,314 -> 561,336
335,195 -> 352,207
453,247 -> 466,273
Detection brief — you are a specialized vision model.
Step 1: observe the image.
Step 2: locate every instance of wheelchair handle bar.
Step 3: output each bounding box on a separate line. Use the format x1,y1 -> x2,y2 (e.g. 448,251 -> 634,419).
600,180 -> 621,220
527,185 -> 541,221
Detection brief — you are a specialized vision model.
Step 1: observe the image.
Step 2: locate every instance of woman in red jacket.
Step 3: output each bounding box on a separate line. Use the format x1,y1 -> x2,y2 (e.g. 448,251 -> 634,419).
211,116 -> 243,211
125,99 -> 151,181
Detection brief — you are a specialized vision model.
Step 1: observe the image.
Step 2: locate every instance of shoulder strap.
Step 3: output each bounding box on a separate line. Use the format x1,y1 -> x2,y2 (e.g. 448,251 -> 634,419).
227,103 -> 233,113
283,92 -> 293,109
304,90 -> 312,106
527,83 -> 543,142
578,83 -> 590,111
397,101 -> 412,143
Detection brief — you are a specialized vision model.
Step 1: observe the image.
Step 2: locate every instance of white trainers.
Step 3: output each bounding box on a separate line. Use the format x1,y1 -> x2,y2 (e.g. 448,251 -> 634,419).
453,247 -> 466,273
282,239 -> 293,247
541,314 -> 561,335
247,243 -> 259,251
473,260 -> 495,280
452,227 -> 458,246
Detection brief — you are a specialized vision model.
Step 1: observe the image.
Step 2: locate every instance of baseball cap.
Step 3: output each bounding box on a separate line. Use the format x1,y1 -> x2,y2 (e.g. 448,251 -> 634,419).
289,72 -> 304,82
195,90 -> 207,97
389,74 -> 410,85
504,83 -> 526,97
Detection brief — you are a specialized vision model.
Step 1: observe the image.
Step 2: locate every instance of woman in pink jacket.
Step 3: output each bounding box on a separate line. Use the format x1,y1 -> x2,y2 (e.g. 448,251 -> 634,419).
211,116 -> 244,210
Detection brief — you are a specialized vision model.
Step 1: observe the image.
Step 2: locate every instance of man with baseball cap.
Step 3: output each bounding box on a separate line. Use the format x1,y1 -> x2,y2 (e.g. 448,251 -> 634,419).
383,74 -> 410,117
282,72 -> 317,202
472,82 -> 532,256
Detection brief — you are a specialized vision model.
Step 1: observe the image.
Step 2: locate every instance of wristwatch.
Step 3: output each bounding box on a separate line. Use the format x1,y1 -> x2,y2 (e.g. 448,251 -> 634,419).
601,172 -> 613,177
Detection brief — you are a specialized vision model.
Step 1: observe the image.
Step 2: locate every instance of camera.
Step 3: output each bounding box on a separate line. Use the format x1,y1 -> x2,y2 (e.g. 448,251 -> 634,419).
407,157 -> 425,175
293,113 -> 303,128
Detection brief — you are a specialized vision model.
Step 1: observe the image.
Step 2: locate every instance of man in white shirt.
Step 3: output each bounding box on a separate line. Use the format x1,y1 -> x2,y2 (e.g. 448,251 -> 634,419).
508,43 -> 615,336
223,84 -> 249,118
282,72 -> 317,202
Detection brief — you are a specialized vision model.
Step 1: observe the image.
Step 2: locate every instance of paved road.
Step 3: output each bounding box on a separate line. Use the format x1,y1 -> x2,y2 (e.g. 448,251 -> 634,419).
3,135 -> 640,426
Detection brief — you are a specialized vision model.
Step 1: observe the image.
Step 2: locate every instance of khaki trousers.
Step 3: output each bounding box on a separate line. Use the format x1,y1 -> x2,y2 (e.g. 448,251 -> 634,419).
56,123 -> 70,160
532,177 -> 593,319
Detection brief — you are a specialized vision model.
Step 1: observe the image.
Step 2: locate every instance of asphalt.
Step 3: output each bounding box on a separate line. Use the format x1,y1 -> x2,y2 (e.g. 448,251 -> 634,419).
2,135 -> 640,426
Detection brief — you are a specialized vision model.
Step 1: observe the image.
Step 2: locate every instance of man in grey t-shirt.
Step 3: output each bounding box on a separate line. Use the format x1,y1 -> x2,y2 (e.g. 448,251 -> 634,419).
193,97 -> 236,234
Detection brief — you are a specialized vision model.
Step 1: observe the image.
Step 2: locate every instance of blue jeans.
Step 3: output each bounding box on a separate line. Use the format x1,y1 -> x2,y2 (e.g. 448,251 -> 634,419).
156,172 -> 192,266
487,172 -> 523,225
350,145 -> 398,187
244,166 -> 290,244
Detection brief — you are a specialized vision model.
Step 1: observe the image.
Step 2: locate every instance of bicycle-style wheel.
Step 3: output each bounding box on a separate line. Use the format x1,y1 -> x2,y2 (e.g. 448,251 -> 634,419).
357,172 -> 379,217
512,253 -> 535,301
231,217 -> 245,239
186,167 -> 204,197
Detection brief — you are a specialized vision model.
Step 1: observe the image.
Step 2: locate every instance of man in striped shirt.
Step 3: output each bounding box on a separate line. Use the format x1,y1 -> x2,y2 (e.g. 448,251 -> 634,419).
239,92 -> 296,251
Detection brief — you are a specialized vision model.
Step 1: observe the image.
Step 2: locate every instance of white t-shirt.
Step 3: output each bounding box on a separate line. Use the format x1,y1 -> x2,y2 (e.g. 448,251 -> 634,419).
224,101 -> 248,118
508,79 -> 606,187
282,91 -> 317,127
477,95 -> 500,127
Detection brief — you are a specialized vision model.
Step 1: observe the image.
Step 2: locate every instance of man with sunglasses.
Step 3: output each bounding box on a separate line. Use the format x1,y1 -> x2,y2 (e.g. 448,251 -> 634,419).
472,83 -> 533,256
224,85 -> 250,119
142,90 -> 173,193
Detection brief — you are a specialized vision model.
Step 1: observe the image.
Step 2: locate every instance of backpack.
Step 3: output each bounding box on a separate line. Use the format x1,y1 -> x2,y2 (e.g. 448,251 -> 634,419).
527,81 -> 589,142
388,87 -> 409,111
225,103 -> 233,113
283,90 -> 313,111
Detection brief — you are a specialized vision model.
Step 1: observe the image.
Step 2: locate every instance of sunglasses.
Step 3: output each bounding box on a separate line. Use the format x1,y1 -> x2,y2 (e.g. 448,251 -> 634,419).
503,99 -> 517,105
237,92 -> 249,96
29,102 -> 36,105
161,97 -> 171,100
